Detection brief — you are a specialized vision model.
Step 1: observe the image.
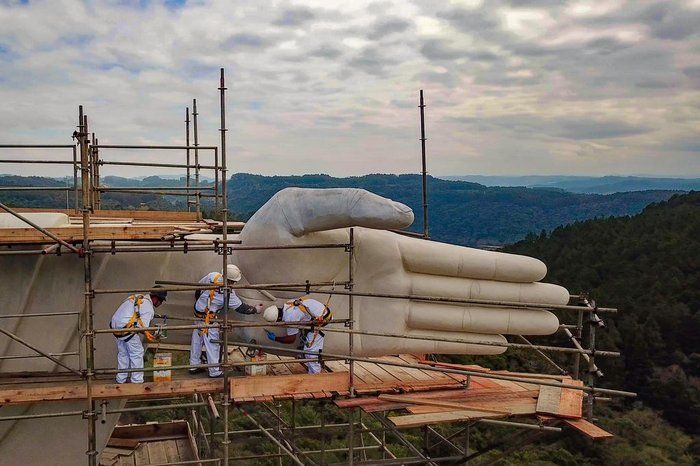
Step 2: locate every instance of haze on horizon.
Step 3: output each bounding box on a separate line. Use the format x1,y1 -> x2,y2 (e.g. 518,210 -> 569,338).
0,0 -> 698,179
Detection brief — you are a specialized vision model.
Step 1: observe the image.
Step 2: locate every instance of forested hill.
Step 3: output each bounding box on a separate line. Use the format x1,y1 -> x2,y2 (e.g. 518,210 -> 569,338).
0,173 -> 680,246
228,173 -> 678,246
507,192 -> 700,433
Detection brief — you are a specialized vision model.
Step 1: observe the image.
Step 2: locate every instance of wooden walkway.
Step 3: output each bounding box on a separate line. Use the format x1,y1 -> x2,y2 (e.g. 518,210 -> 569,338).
0,347 -> 612,441
1,208 -> 244,244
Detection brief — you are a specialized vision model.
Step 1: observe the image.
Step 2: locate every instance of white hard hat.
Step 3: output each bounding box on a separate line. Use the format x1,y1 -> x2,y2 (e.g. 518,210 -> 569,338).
226,264 -> 242,282
263,306 -> 280,322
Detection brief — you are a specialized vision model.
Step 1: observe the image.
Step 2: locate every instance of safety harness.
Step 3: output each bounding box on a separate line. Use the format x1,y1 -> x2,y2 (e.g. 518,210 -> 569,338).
194,273 -> 224,336
111,295 -> 157,343
289,296 -> 333,349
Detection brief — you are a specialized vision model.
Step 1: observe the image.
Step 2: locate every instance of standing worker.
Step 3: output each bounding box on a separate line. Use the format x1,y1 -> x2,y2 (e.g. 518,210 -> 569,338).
110,285 -> 168,384
190,264 -> 261,377
263,296 -> 333,374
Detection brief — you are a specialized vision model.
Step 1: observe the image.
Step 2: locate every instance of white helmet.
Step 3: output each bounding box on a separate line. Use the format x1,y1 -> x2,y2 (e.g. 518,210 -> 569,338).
226,264 -> 242,282
263,305 -> 280,322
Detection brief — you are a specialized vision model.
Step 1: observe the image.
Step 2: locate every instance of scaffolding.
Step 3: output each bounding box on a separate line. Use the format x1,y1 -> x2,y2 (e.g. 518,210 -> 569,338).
0,71 -> 634,465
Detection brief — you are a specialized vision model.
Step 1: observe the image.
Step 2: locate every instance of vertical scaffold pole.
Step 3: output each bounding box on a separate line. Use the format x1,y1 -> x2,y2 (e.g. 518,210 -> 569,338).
193,98 -> 201,219
79,106 -> 97,466
348,227 -> 355,465
573,309 -> 584,380
587,312 -> 597,420
72,144 -> 79,212
185,107 -> 191,212
419,90 -> 429,239
218,67 -> 231,465
94,137 -> 101,210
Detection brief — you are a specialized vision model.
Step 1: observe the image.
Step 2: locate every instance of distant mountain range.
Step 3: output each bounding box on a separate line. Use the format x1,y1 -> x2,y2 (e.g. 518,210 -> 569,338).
227,173 -> 682,246
440,175 -> 700,194
0,173 -> 687,246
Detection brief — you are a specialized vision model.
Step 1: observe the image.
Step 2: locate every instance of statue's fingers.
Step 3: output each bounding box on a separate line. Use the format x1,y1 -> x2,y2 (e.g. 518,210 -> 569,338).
398,236 -> 547,283
407,301 -> 559,335
408,273 -> 570,305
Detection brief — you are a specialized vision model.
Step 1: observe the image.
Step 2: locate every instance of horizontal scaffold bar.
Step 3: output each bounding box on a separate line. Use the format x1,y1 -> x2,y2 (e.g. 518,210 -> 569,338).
93,144 -> 217,150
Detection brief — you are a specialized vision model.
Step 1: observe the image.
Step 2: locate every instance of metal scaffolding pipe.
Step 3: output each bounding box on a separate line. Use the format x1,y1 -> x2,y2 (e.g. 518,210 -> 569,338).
105,401 -> 206,415
0,325 -> 82,376
0,351 -> 78,361
98,160 -> 218,170
0,186 -> 72,191
0,159 -> 75,164
249,286 -> 618,313
92,144 -> 218,150
0,410 -> 84,423
0,311 -> 80,319
96,186 -> 215,191
238,408 -> 305,466
0,144 -> 75,148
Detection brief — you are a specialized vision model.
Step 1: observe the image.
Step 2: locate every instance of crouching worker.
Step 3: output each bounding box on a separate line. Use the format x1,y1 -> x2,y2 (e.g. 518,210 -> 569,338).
190,264 -> 262,378
263,296 -> 332,374
110,285 -> 168,384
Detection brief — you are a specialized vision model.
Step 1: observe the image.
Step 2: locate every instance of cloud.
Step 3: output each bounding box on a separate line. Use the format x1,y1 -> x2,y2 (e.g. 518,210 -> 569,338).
222,33 -> 273,49
273,6 -> 315,27
420,39 -> 463,60
367,17 -> 411,40
0,0 -> 696,178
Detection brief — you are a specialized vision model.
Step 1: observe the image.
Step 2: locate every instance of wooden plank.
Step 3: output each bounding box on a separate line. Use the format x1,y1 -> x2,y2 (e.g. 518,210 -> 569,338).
408,397 -> 537,415
397,355 -> 452,382
174,438 -> 193,461
265,354 -> 293,376
378,394 -> 511,415
389,409 -> 507,429
15,208 -> 201,221
118,455 -> 136,466
347,362 -> 384,386
378,358 -> 420,383
107,437 -> 140,449
536,385 -> 562,416
231,372 -> 349,399
0,378 -> 223,404
133,445 -> 149,465
0,225 -> 190,244
162,440 -> 181,463
558,380 -> 584,419
357,361 -> 403,384
564,418 -> 614,440
146,443 -> 168,465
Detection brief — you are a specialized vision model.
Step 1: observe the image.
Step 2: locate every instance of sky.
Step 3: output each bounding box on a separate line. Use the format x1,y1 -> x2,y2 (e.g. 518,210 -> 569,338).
0,0 -> 698,178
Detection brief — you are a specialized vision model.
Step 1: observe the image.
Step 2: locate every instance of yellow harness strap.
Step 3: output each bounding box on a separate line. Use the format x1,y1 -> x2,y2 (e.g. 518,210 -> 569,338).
200,273 -> 224,336
116,295 -> 157,342
288,297 -> 333,348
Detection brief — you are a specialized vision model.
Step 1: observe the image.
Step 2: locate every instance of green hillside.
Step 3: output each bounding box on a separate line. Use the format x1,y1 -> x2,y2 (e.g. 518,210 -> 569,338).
507,192 -> 700,433
226,173 -> 677,246
0,173 -> 681,246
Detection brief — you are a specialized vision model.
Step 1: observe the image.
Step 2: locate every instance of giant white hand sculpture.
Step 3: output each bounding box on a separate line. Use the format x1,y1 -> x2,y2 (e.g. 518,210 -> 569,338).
233,188 -> 569,357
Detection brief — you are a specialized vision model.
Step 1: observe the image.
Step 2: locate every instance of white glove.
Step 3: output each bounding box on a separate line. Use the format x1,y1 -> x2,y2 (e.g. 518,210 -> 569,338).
234,188 -> 569,357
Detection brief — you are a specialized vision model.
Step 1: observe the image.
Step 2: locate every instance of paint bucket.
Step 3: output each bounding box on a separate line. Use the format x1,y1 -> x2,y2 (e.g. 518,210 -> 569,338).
153,352 -> 172,382
244,350 -> 267,376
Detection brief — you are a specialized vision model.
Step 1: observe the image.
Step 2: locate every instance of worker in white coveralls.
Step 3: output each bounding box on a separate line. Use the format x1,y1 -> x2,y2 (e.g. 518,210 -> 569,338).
189,264 -> 262,377
263,296 -> 333,374
110,285 -> 168,384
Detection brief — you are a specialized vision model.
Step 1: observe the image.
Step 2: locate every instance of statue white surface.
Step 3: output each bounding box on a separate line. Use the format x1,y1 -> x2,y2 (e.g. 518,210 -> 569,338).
233,188 -> 569,356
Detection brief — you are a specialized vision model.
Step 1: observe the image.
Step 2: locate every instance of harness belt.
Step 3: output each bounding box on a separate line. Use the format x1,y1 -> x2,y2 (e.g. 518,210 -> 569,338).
195,273 -> 224,336
113,295 -> 157,342
289,297 -> 332,349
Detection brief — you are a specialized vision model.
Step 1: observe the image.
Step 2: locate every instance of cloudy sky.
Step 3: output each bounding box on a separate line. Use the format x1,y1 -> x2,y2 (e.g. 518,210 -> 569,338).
0,0 -> 698,178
